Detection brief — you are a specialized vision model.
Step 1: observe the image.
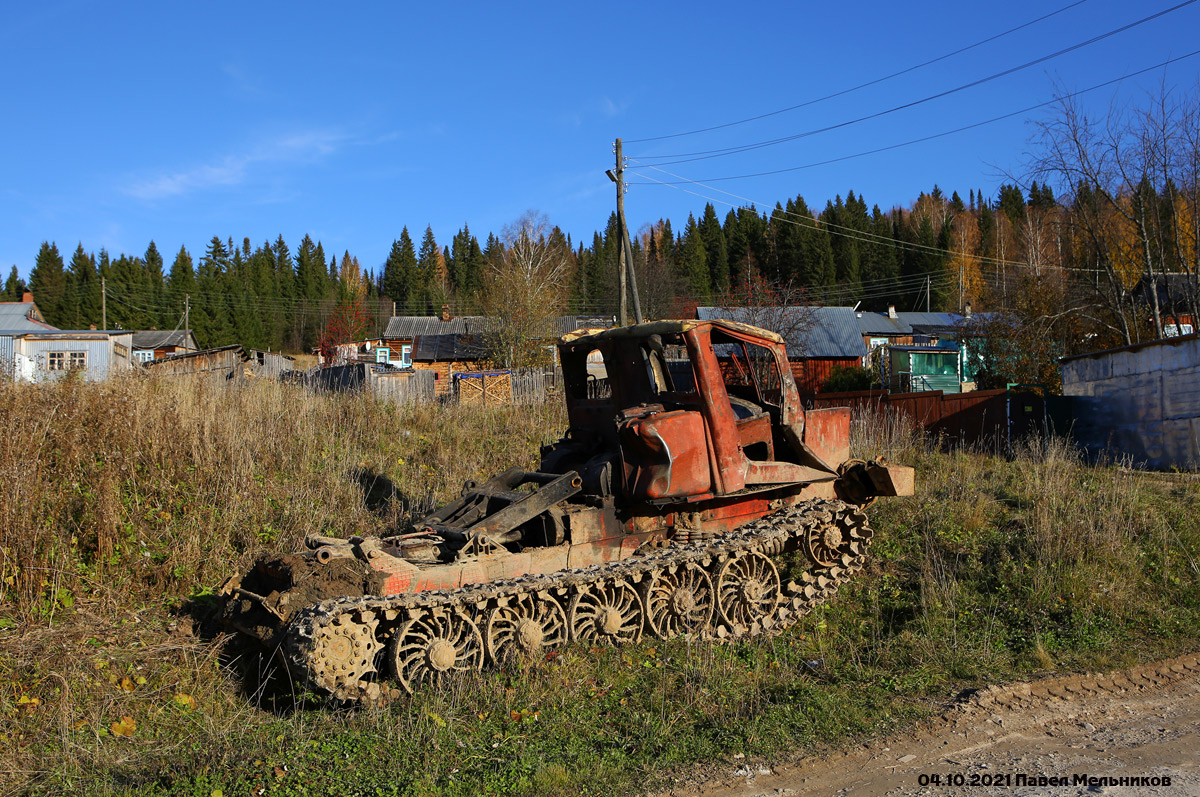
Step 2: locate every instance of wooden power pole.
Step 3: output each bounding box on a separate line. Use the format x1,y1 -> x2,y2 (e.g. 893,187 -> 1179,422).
608,138 -> 643,326
612,139 -> 628,326
101,277 -> 107,330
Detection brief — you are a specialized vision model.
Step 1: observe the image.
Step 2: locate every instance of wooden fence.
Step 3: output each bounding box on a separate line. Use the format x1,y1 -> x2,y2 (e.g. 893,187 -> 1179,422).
369,368 -> 435,405
455,371 -> 513,406
453,367 -> 562,405
510,367 -> 561,405
805,387 -> 1045,451
296,363 -> 560,407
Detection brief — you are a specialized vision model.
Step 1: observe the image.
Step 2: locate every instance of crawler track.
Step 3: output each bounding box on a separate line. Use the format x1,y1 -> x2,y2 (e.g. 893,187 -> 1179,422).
284,498 -> 873,704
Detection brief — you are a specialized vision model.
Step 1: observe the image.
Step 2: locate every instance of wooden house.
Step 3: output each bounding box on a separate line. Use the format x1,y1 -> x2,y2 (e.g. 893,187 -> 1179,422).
410,332 -> 491,395
695,306 -> 868,394
380,306 -> 489,368
131,329 -> 199,361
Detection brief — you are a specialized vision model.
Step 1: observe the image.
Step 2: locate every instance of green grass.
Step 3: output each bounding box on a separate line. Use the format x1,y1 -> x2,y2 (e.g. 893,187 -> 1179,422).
1,377 -> 1198,796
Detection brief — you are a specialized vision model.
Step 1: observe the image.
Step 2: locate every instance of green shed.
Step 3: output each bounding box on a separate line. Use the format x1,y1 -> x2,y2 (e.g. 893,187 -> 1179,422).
888,346 -> 961,393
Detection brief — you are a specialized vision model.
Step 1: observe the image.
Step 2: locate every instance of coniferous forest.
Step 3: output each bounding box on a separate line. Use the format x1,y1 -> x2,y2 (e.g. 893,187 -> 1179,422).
2,175 -> 1192,360
7,84 -> 1200,364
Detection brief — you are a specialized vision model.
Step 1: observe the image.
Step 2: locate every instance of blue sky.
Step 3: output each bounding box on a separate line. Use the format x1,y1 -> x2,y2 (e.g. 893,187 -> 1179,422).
3,0 -> 1199,280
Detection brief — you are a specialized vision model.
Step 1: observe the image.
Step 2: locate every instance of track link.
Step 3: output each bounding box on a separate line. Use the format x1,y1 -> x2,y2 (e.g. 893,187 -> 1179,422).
285,498 -> 874,703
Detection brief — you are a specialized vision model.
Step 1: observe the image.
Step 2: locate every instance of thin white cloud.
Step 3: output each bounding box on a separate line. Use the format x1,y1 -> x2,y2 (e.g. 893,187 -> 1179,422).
123,129 -> 348,201
125,158 -> 248,200
600,96 -> 627,118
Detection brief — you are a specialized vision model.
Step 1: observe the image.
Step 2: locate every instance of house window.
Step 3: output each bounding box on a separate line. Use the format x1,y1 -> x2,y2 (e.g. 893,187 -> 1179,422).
400,344 -> 413,368
134,350 -> 155,363
47,351 -> 86,370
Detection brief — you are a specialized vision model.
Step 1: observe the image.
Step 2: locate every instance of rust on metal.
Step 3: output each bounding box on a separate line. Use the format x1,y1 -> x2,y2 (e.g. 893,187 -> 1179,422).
219,318 -> 916,702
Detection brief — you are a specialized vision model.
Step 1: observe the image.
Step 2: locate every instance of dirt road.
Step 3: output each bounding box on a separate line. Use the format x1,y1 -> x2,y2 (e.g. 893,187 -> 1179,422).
662,654 -> 1200,797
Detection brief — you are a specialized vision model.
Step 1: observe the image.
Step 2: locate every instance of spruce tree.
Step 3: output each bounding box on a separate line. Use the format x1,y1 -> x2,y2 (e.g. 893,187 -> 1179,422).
67,244 -> 100,328
418,226 -> 444,312
195,236 -> 233,345
825,195 -> 862,294
676,213 -> 709,298
29,242 -> 67,326
382,228 -> 419,310
698,203 -> 728,294
3,266 -> 26,301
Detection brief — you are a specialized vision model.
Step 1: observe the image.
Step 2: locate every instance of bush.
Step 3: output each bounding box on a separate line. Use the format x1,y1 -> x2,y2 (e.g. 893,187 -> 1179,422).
821,364 -> 875,393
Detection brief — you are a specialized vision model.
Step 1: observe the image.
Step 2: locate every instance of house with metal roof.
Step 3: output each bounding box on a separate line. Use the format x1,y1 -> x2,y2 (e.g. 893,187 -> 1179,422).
130,329 -> 199,362
0,293 -> 56,334
696,306 -> 868,394
1,330 -> 135,382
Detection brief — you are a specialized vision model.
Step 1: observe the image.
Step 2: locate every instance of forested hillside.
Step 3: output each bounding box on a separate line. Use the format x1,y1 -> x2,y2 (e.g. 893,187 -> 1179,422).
5,86 -> 1198,360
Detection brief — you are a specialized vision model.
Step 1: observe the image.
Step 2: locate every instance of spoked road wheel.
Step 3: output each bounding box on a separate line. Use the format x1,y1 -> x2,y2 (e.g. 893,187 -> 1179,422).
714,551 -> 781,637
568,580 -> 644,645
642,563 -> 714,639
389,607 -> 484,693
485,591 -> 568,663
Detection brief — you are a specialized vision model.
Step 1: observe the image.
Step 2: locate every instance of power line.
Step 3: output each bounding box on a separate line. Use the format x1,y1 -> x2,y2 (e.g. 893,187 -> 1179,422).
628,0 -> 1198,166
625,0 -> 1092,144
628,48 -> 1200,185
632,165 -> 1038,272
629,163 -> 1115,310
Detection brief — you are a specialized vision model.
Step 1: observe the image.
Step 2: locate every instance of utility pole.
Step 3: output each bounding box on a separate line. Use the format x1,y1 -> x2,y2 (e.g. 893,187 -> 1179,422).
607,138 -> 644,325
101,277 -> 107,330
184,294 -> 190,350
926,276 -> 931,313
609,139 -> 628,326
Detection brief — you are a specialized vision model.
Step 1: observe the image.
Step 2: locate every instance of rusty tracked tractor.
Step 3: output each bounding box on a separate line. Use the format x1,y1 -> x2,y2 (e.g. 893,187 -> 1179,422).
219,320 -> 914,702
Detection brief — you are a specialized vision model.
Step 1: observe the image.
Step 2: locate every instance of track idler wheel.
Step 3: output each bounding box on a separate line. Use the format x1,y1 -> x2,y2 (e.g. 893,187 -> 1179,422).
389,607 -> 484,693
801,508 -> 870,568
307,612 -> 382,695
642,562 -> 714,639
714,551 -> 780,637
485,591 -> 568,662
568,580 -> 644,645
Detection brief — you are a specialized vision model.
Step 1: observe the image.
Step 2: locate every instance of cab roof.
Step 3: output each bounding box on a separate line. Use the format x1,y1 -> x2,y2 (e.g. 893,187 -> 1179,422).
559,318 -> 784,347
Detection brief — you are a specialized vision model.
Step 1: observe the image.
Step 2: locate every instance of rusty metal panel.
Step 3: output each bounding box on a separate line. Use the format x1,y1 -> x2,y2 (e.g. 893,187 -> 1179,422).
619,409 -> 712,499
804,407 -> 850,466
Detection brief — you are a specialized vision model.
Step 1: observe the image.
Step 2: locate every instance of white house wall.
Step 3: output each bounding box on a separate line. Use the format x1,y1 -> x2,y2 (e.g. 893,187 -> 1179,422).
12,333 -> 135,383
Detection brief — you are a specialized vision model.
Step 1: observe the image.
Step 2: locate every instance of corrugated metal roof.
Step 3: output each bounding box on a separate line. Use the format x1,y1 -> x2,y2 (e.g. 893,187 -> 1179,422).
855,312 -> 912,336
412,333 -> 489,361
894,311 -> 966,335
149,344 -> 245,363
384,315 -> 490,337
17,330 -> 133,340
555,315 -> 615,335
696,306 -> 867,358
0,302 -> 56,332
131,330 -> 197,349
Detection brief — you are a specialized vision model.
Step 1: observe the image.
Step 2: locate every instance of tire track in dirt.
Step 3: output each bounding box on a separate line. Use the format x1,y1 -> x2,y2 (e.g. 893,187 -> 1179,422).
659,653 -> 1200,797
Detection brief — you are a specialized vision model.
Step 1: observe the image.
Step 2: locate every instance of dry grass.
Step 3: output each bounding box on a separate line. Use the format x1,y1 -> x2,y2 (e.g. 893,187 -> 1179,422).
0,380 -> 1196,796
0,374 -> 562,623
